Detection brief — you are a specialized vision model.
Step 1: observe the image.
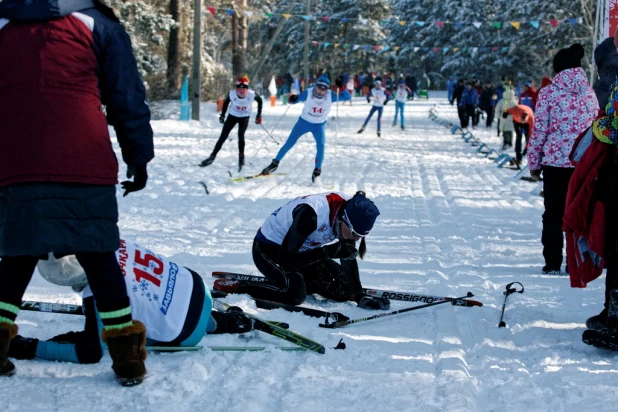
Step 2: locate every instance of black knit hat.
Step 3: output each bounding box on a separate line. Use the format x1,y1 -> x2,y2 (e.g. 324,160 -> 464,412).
553,44 -> 585,74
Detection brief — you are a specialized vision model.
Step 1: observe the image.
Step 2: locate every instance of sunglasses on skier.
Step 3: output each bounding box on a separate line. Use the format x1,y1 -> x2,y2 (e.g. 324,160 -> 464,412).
316,84 -> 328,91
236,84 -> 249,89
342,211 -> 367,239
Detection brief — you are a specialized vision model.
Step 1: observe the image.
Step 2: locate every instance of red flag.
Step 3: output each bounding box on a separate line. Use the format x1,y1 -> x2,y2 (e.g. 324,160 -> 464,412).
207,7 -> 216,15
549,20 -> 559,27
436,21 -> 444,27
433,47 -> 439,53
321,17 -> 329,22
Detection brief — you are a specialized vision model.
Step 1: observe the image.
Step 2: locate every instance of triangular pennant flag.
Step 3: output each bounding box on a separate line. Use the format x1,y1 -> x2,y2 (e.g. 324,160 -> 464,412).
324,42 -> 331,48
394,46 -> 400,51
530,21 -> 539,28
481,47 -> 488,52
321,17 -> 329,22
423,47 -> 430,52
207,7 -> 216,15
443,47 -> 449,53
344,44 -> 351,49
353,45 -> 360,50
453,47 -> 459,52
312,41 -> 319,47
433,47 -> 439,53
473,22 -> 482,28
492,47 -> 499,52
342,18 -> 349,23
455,22 -> 463,29
510,22 -> 520,30
436,21 -> 444,28
282,14 -> 292,19
334,44 -> 340,48
568,18 -> 578,25
300,15 -> 313,21
399,21 -> 406,26
472,47 -> 478,52
462,47 -> 468,52
382,46 -> 391,52
374,45 -> 381,51
359,18 -> 368,25
264,12 -> 273,18
549,20 -> 559,27
414,47 -> 420,52
415,21 -> 425,27
492,22 -> 502,29
380,20 -> 389,25
226,9 -> 234,17
502,47 -> 508,52
245,11 -> 253,18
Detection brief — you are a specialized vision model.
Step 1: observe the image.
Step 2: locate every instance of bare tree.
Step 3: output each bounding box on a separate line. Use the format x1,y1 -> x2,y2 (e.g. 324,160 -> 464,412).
166,0 -> 182,97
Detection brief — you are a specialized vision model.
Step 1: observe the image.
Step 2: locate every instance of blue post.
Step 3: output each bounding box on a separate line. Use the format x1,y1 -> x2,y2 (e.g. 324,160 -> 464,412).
180,75 -> 191,121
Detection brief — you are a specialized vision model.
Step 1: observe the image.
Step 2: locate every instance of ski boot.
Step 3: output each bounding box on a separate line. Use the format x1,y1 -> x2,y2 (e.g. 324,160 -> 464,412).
261,159 -> 279,175
210,307 -> 254,334
541,265 -> 561,275
357,126 -> 365,134
238,153 -> 245,173
582,290 -> 618,350
0,322 -> 18,377
101,321 -> 147,386
377,131 -> 381,138
199,155 -> 216,167
391,122 -> 397,128
401,126 -> 405,131
312,168 -> 321,183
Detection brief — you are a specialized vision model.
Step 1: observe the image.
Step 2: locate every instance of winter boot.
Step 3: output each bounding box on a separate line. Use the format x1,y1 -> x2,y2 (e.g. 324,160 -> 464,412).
401,126 -> 405,131
213,278 -> 243,293
377,131 -> 381,138
311,168 -> 321,183
101,321 -> 147,387
238,153 -> 245,173
199,155 -> 216,167
0,322 -> 18,377
210,307 -> 254,334
261,159 -> 279,175
586,308 -> 608,331
542,265 -> 561,275
391,122 -> 397,128
582,328 -> 618,351
357,126 -> 365,134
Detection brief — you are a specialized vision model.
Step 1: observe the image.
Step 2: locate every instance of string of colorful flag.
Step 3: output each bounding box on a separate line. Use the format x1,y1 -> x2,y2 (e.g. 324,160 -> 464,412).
309,42 -> 533,54
203,6 -> 582,30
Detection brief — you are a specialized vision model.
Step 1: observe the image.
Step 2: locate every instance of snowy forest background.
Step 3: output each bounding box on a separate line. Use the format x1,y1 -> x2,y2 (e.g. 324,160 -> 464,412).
98,0 -> 596,100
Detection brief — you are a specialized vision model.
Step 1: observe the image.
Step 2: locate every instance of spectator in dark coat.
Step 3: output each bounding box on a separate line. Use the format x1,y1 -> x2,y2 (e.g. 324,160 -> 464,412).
593,33 -> 618,110
452,79 -> 466,127
406,74 -> 417,100
459,82 -> 480,128
0,0 -> 154,385
479,81 -> 495,127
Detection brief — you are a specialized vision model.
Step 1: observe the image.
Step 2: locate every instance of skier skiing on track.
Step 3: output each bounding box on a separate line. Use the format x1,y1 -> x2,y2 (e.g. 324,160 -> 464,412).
392,79 -> 411,130
260,75 -> 351,182
213,191 -> 390,310
358,80 -> 391,137
8,238 -> 255,364
199,76 -> 263,172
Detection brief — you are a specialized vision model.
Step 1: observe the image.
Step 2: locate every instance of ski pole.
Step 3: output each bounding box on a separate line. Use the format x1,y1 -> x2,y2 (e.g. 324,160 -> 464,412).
252,105 -> 291,157
498,281 -> 524,328
259,123 -> 280,144
319,292 -> 474,329
268,104 -> 291,137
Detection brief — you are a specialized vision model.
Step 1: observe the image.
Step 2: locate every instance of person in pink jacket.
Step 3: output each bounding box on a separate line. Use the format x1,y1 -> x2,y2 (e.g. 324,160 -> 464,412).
527,44 -> 600,275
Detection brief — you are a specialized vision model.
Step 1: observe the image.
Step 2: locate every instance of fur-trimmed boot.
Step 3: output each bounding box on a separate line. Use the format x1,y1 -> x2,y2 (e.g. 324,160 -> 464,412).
0,322 -> 18,377
101,321 -> 147,386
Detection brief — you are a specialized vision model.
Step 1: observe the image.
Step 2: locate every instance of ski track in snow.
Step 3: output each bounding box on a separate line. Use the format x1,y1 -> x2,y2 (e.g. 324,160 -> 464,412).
3,93 -> 618,412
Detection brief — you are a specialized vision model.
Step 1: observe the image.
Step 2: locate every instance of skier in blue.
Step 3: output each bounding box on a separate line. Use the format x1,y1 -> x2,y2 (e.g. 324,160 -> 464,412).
260,75 -> 351,182
446,76 -> 456,103
358,80 -> 391,137
392,79 -> 411,130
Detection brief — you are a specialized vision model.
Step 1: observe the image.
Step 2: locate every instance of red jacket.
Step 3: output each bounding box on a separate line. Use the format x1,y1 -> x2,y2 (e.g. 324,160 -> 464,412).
563,135 -> 616,287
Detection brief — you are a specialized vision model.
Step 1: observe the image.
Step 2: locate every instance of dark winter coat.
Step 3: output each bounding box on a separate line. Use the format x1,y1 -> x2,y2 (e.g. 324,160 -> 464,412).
452,84 -> 465,105
480,87 -> 495,111
0,0 -> 154,256
594,37 -> 618,110
459,88 -> 479,108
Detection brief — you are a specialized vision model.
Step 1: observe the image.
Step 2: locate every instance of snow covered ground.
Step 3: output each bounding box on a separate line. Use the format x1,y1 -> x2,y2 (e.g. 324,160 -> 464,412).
4,92 -> 618,412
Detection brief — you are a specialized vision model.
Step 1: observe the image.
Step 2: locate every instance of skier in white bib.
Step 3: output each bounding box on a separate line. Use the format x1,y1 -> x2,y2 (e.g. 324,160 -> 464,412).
8,238 -> 254,364
200,76 -> 263,172
213,191 -> 390,311
392,79 -> 412,130
358,80 -> 391,137
260,75 -> 351,182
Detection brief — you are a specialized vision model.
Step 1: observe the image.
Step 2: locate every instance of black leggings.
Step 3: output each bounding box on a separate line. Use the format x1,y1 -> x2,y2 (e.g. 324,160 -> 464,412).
0,251 -> 128,309
211,115 -> 249,157
236,237 -> 362,305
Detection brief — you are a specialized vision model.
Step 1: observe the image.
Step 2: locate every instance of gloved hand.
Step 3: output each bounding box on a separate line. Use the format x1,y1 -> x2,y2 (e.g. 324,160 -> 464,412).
322,242 -> 343,259
121,164 -> 148,197
357,295 -> 390,310
335,78 -> 343,88
8,335 -> 39,360
383,100 -> 388,106
288,94 -> 299,104
530,169 -> 542,181
255,116 -> 262,125
219,115 -> 225,124
502,111 -> 508,119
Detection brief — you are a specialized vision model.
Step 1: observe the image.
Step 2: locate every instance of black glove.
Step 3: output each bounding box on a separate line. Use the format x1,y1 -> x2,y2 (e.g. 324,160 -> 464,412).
335,78 -> 343,88
530,169 -> 542,181
502,111 -> 508,119
357,295 -> 390,310
322,242 -> 358,260
219,115 -> 225,124
121,164 -> 148,197
288,94 -> 299,103
8,335 -> 39,360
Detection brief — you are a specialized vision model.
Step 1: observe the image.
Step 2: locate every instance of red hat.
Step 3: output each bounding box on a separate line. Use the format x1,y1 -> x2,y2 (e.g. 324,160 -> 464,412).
236,77 -> 249,86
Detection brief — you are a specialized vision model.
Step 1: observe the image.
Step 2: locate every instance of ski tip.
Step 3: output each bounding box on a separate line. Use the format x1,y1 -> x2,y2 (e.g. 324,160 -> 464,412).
318,346 -> 326,354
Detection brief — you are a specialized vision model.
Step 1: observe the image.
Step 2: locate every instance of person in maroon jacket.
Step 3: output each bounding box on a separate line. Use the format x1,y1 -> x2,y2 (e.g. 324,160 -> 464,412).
0,0 -> 154,386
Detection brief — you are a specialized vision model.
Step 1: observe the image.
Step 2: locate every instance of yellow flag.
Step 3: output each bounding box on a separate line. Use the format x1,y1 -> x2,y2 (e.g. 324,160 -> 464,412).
510,22 -> 520,30
453,47 -> 460,52
394,46 -> 400,51
282,14 -> 292,19
334,44 -> 340,48
398,21 -> 406,26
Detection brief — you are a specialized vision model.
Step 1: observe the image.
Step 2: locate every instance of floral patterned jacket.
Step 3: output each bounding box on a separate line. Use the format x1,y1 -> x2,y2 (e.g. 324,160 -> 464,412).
528,68 -> 599,170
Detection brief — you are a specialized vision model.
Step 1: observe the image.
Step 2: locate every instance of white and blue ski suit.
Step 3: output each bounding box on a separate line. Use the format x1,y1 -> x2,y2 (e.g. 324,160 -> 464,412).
362,87 -> 391,131
275,87 -> 351,169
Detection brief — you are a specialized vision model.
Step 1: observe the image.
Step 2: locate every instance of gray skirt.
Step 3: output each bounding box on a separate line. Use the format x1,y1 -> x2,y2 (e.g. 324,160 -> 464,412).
0,183 -> 120,257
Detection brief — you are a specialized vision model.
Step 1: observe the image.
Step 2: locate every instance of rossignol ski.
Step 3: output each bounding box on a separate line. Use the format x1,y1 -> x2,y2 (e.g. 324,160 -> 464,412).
214,299 -> 326,354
